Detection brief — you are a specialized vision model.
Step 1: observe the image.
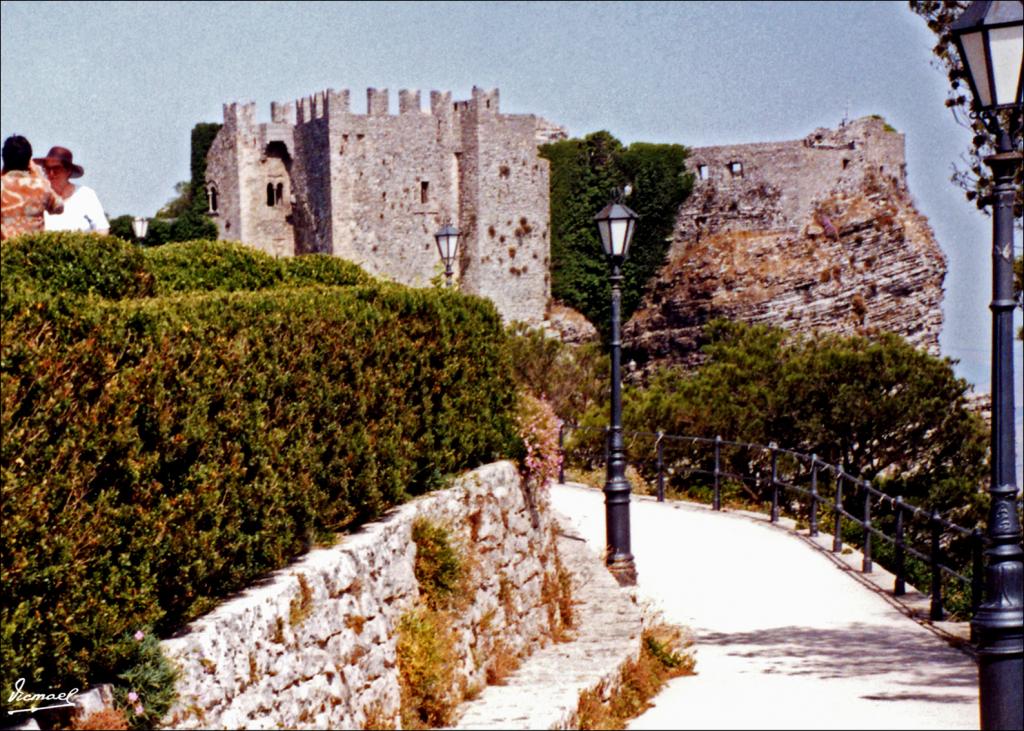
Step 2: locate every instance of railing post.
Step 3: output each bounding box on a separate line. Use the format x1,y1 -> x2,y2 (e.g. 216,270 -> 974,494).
713,435 -> 722,511
833,471 -> 844,553
971,527 -> 985,645
769,443 -> 779,523
656,431 -> 665,503
894,496 -> 906,596
809,455 -> 819,537
861,480 -> 873,573
558,423 -> 566,484
930,509 -> 945,622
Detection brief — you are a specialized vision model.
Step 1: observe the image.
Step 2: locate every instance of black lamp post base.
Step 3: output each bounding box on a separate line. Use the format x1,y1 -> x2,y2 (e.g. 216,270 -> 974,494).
607,556 -> 638,587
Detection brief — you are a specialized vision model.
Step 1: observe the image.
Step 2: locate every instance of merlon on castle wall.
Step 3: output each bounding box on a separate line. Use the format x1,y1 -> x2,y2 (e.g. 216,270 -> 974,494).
205,86 -> 567,326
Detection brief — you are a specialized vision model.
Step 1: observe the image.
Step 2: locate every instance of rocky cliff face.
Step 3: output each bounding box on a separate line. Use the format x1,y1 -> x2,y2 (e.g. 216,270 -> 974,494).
622,117 -> 947,374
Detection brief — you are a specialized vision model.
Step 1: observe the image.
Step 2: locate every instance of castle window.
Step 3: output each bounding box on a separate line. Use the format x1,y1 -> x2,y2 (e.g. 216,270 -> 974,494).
842,159 -> 850,169
421,181 -> 430,204
698,164 -> 709,180
267,183 -> 275,206
206,185 -> 218,214
276,183 -> 284,205
728,161 -> 744,177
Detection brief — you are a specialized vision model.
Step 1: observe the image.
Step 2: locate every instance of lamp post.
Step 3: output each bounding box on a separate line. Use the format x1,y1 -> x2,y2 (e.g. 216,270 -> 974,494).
131,216 -> 149,244
949,2 -> 1023,729
434,223 -> 460,288
594,199 -> 639,587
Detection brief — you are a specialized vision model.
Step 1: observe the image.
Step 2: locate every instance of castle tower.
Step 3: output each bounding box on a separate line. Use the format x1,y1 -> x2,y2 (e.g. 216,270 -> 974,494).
206,101 -> 296,257
206,86 -> 556,325
455,87 -> 551,324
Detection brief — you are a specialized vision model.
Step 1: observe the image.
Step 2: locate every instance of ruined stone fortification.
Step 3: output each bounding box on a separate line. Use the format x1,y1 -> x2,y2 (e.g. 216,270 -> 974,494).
624,116 -> 947,372
208,99 -> 944,357
206,87 -> 565,325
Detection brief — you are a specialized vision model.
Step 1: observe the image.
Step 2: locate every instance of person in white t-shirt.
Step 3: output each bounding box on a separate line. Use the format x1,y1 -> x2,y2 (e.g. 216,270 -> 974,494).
34,146 -> 109,235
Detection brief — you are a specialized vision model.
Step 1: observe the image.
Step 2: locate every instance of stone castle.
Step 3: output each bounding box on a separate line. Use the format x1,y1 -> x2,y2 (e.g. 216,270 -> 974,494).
625,115 -> 946,371
206,91 -> 945,356
204,87 -> 565,325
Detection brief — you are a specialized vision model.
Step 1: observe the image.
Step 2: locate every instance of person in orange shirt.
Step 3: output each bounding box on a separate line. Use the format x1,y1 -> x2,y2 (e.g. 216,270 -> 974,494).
1,135 -> 63,241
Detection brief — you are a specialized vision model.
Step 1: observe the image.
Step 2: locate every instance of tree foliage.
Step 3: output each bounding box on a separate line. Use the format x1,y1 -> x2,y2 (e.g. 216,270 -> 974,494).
505,322 -> 607,425
109,122 -> 223,246
599,320 -> 988,513
540,132 -> 693,338
908,1 -> 1023,221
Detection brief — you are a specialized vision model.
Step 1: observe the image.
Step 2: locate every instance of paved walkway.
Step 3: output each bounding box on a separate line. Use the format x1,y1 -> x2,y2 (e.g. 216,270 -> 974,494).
548,482 -> 979,730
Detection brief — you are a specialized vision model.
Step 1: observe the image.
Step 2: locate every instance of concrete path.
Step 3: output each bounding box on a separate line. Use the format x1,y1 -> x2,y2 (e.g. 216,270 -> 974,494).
549,482 -> 979,730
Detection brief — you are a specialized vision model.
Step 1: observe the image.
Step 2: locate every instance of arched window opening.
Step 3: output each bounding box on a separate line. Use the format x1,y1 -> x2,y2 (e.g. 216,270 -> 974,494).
207,185 -> 218,213
276,183 -> 284,205
267,183 -> 275,207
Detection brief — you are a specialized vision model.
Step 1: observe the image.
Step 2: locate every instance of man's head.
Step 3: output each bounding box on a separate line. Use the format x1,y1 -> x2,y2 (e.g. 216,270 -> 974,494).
2,135 -> 32,172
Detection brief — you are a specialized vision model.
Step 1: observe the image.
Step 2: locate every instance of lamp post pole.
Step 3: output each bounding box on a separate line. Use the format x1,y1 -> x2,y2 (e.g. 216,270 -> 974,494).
605,257 -> 637,586
974,118 -> 1023,731
947,3 -> 1024,727
595,199 -> 639,587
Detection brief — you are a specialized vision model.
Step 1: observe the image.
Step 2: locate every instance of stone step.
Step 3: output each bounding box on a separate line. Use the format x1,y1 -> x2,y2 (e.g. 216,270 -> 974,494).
451,511 -> 643,730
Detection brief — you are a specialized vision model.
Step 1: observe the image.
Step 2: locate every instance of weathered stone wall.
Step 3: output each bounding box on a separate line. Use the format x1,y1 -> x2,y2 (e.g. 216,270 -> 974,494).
205,104 -> 247,244
459,88 -> 552,325
624,116 -> 945,372
159,461 -> 561,730
206,86 -> 557,324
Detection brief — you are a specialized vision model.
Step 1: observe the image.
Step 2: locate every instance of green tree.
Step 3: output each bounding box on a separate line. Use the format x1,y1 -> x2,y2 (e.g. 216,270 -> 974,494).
505,322 -> 607,425
909,1 -> 1023,221
113,122 -> 223,246
609,320 -> 987,512
540,132 -> 692,338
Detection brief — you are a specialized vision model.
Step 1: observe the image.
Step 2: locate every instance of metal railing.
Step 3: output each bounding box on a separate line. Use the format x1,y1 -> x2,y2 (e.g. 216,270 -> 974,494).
558,423 -> 991,623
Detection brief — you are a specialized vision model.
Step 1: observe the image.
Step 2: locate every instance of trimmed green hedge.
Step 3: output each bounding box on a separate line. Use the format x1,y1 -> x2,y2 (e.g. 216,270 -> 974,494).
1,233 -> 375,301
1,231 -> 155,300
1,232 -> 518,700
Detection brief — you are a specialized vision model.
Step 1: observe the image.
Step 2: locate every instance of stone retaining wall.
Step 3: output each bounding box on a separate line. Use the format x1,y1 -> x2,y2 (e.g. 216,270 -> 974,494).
159,461 -> 560,729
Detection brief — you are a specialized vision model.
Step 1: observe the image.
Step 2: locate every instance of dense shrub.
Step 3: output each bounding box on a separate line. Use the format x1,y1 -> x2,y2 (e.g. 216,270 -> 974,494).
283,253 -> 375,288
2,233 -> 375,302
143,239 -> 286,294
1,232 -> 154,300
505,322 -> 606,425
2,234 -> 519,705
570,320 -> 987,514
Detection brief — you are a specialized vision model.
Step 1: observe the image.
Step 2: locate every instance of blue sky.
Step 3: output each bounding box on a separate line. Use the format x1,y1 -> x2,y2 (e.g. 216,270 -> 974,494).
2,0 -> 1021,464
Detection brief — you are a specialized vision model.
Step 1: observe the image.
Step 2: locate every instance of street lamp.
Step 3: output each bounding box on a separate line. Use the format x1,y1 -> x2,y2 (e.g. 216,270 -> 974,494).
434,223 -> 460,288
594,198 -> 639,587
132,216 -> 149,243
949,2 -> 1024,729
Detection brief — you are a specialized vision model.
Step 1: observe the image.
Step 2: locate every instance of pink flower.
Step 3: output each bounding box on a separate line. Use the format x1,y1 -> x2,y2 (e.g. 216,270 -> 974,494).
127,691 -> 139,703
134,703 -> 145,715
134,630 -> 145,641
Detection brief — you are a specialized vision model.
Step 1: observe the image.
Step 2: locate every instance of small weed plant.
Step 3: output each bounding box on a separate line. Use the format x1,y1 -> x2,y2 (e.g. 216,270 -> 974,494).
411,518 -> 470,611
396,606 -> 460,729
110,628 -> 178,730
566,623 -> 695,730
